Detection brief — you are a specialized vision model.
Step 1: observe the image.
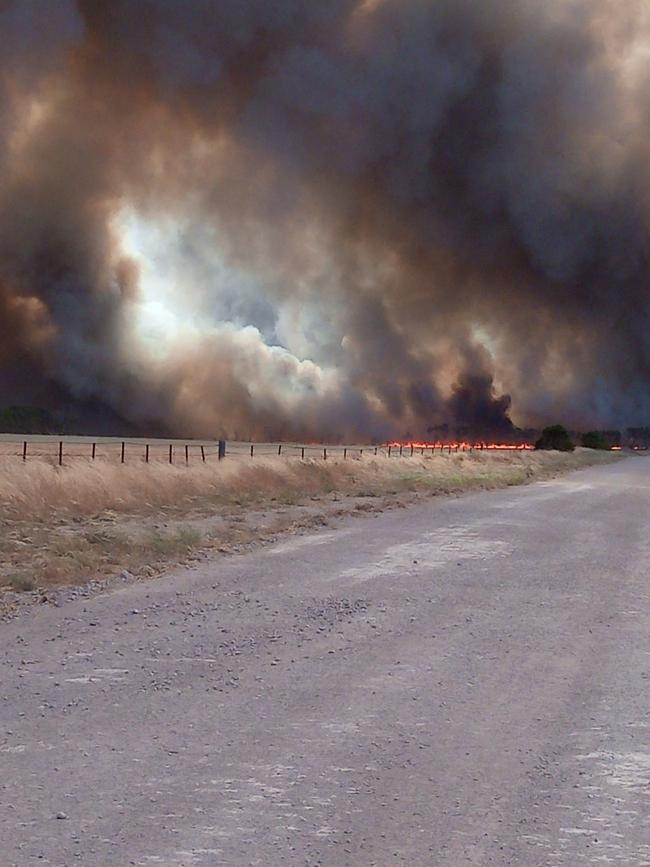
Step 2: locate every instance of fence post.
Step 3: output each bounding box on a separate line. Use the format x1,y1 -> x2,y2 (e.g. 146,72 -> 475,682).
421,447 -> 425,456
250,444 -> 254,458
323,448 -> 327,461
344,447 -> 347,459
388,446 -> 392,457
145,444 -> 149,464
22,441 -> 27,462
218,440 -> 226,460
185,444 -> 189,465
201,445 -> 205,463
301,447 -> 305,459
169,444 -> 173,464
399,445 -> 403,457
92,442 -> 96,461
121,441 -> 125,464
58,441 -> 63,467
410,445 -> 414,457
278,444 -> 282,456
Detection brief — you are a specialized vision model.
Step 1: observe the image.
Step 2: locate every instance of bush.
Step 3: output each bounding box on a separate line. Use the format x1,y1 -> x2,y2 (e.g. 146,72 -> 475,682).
0,405 -> 58,434
535,424 -> 574,452
581,431 -> 609,450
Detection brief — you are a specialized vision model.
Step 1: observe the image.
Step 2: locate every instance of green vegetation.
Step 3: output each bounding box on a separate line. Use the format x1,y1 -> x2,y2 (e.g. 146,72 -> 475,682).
535,424 -> 574,452
0,405 -> 58,434
581,431 -> 609,450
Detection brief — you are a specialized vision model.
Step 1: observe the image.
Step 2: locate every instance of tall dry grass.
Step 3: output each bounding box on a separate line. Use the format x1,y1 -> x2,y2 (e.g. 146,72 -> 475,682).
0,449 -> 622,596
0,448 -> 618,523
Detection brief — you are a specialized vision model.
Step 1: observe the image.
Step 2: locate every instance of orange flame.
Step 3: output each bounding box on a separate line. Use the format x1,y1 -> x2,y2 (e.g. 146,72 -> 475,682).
386,440 -> 534,451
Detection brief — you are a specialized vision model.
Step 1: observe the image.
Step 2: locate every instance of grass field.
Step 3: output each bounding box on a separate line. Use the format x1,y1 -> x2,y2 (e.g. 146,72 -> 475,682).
0,447 -> 621,598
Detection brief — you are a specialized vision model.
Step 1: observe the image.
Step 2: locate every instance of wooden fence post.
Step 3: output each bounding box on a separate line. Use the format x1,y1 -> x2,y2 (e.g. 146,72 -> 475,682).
185,444 -> 189,464
301,447 -> 305,459
201,445 -> 205,463
169,444 -> 173,464
92,442 -> 96,461
218,440 -> 226,460
323,448 -> 327,461
22,441 -> 27,462
58,441 -> 63,467
344,448 -> 347,459
145,444 -> 149,464
121,441 -> 125,464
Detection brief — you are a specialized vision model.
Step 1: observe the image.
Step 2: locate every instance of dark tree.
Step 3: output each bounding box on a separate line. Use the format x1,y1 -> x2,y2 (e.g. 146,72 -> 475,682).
581,431 -> 609,450
0,406 -> 58,434
535,425 -> 574,452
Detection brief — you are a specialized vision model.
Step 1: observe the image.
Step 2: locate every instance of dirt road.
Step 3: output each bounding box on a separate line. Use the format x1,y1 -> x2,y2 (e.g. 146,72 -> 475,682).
3,458 -> 650,865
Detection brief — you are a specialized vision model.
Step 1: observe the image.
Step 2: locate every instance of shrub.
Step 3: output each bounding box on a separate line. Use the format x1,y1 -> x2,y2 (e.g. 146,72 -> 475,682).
0,405 -> 58,434
535,424 -> 574,452
8,575 -> 36,592
581,431 -> 609,450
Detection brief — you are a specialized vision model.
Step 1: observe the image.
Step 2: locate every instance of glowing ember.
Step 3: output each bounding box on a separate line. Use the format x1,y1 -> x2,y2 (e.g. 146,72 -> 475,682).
387,441 -> 534,451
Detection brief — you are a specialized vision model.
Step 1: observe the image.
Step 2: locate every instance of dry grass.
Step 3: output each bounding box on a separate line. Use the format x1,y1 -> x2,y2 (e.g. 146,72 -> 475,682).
0,448 -> 620,594
0,448 -> 617,520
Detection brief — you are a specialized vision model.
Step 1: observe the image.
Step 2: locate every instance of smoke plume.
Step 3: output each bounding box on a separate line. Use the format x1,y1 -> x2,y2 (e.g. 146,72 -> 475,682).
1,0 -> 649,439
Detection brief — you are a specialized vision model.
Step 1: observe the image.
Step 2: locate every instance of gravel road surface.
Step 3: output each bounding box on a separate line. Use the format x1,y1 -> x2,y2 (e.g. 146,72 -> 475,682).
3,457 -> 650,866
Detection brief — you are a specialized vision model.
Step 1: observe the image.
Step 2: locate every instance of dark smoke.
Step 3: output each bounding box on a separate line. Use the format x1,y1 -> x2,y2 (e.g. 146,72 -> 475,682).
0,0 -> 649,439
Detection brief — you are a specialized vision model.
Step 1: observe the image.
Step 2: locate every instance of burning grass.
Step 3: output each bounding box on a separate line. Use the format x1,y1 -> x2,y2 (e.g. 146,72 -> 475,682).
0,448 -> 620,597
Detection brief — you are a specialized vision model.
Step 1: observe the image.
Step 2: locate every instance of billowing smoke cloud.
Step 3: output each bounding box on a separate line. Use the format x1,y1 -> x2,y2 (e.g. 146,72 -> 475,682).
1,0 -> 649,439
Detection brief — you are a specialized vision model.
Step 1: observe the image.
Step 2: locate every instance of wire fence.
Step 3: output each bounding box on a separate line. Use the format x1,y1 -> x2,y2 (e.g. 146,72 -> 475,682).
0,434 -> 533,466
0,435 -> 226,466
